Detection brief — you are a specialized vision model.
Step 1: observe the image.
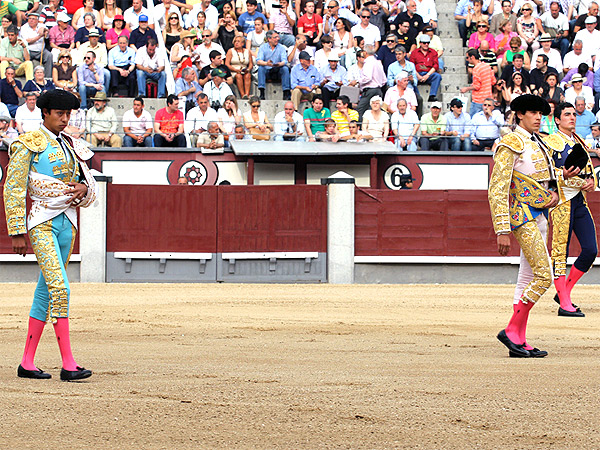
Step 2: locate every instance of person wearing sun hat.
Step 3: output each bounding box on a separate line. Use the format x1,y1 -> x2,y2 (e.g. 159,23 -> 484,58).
4,89 -> 98,381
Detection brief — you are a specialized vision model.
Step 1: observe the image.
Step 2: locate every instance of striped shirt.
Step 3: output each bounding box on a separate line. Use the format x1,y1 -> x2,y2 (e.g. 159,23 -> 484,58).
471,61 -> 496,105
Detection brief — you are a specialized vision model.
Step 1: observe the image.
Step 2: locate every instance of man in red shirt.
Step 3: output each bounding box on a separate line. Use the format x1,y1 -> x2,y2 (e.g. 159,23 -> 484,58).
153,94 -> 186,147
409,34 -> 441,102
297,0 -> 322,47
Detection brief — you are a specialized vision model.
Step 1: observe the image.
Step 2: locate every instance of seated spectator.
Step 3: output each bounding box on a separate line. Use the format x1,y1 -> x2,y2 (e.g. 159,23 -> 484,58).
331,95 -> 358,136
562,63 -> 593,90
163,12 -> 183,55
564,40 -> 592,76
0,66 -> 22,117
64,99 -> 86,139
494,19 -> 519,62
53,50 -> 78,92
230,123 -> 252,141
124,0 -> 154,32
194,31 -> 226,71
418,25 -> 444,71
291,50 -> 322,109
76,29 -> 110,93
463,0 -> 488,44
0,25 -> 33,81
105,14 -> 129,50
49,12 -> 75,63
318,54 -> 346,108
387,46 -> 418,90
540,99 -> 557,135
170,33 -> 196,78
351,8 -> 381,50
376,35 -> 398,74
314,35 -> 339,72
500,52 -> 530,86
154,94 -> 186,147
129,15 -> 157,50
535,1 -> 569,58
367,0 -> 390,37
15,91 -> 42,133
491,0 -> 516,36
23,65 -> 55,96
342,119 -> 373,142
444,98 -> 471,151
516,2 -> 539,53
72,0 -> 100,30
185,93 -> 219,145
575,96 -> 596,136
198,50 -> 233,87
392,20 -> 416,58
574,15 -> 600,58
270,0 -> 296,47
122,96 -> 153,147
196,120 -> 225,151
108,35 -> 136,97
225,35 -> 252,99
500,71 -> 530,104
274,101 -> 305,141
214,12 -> 241,54
100,0 -> 124,33
74,13 -> 106,48
217,94 -> 242,139
468,20 -> 495,52
238,0 -> 267,36
532,33 -> 563,73
383,71 -> 417,114
410,34 -> 440,102
86,91 -> 121,147
565,74 -> 594,109
500,36 -> 530,70
323,0 -> 359,38
391,98 -> 419,151
475,40 -> 498,75
78,50 -> 104,110
243,96 -> 273,140
135,39 -> 167,98
42,0 -> 66,28
186,0 -> 217,30
287,33 -> 312,68
298,1 -> 324,49
539,72 -> 564,103
469,98 -> 504,151
0,114 -> 17,149
585,122 -> 600,150
0,3 -> 24,28
246,16 -> 267,59
361,95 -> 389,142
20,12 -> 52,78
419,101 -> 448,151
303,94 -> 331,141
175,67 -> 201,112
204,68 -> 234,109
315,117 -> 340,142
256,30 -> 291,100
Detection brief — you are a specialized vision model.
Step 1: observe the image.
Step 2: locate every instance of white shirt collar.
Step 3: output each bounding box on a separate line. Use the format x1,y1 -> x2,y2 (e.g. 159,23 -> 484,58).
41,124 -> 59,140
515,125 -> 532,139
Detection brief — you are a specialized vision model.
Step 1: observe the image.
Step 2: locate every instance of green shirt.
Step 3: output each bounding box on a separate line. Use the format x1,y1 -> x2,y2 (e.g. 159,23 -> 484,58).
303,107 -> 331,134
0,37 -> 27,66
0,1 -> 18,19
420,112 -> 447,141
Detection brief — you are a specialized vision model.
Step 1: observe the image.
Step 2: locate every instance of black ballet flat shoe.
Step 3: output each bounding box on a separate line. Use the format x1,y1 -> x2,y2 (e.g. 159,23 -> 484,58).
497,329 -> 530,357
17,364 -> 51,379
554,293 -> 578,309
558,307 -> 585,317
510,348 -> 548,358
60,366 -> 92,381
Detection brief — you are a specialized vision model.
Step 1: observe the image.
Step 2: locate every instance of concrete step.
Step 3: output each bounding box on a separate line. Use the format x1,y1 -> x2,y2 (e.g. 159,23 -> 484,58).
436,3 -> 458,14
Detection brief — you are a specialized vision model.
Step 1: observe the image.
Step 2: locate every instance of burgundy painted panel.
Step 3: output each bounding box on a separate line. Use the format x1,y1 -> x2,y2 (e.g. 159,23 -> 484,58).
106,184 -> 218,252
217,185 -> 327,252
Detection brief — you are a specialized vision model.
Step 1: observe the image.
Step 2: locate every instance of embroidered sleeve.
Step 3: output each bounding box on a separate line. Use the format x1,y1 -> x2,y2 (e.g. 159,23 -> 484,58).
3,141 -> 33,235
488,145 -> 516,234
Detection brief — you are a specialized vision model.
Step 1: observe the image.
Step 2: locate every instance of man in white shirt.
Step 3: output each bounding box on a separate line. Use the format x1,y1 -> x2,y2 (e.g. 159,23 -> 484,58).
204,68 -> 234,109
390,98 -> 419,151
535,1 -> 570,58
532,33 -> 563,73
15,92 -> 42,133
563,39 -> 593,74
574,15 -> 600,57
351,8 -> 381,50
185,0 -> 219,30
19,13 -> 52,77
274,101 -> 304,141
193,32 -> 226,69
135,38 -> 166,98
124,0 -> 154,30
185,92 -> 219,146
122,96 -> 153,147
415,0 -> 438,29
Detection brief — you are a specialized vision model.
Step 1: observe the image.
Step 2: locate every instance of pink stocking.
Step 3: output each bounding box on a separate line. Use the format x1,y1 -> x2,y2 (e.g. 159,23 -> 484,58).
505,300 -> 534,346
566,267 -> 586,297
555,275 -> 576,311
21,316 -> 45,371
53,318 -> 78,371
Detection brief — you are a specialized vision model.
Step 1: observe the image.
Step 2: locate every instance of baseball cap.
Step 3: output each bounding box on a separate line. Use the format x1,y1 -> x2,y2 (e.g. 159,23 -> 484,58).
327,54 -> 340,61
57,12 -> 70,22
419,34 -> 431,43
211,68 -> 227,77
430,101 -> 442,109
299,50 -> 311,60
585,15 -> 597,23
139,14 -> 149,22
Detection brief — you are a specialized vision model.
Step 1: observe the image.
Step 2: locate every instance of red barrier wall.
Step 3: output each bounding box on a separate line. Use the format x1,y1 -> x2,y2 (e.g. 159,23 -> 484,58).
106,185 -> 328,253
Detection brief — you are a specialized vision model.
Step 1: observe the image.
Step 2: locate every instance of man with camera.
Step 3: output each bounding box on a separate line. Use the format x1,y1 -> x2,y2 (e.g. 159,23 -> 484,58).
204,68 -> 233,110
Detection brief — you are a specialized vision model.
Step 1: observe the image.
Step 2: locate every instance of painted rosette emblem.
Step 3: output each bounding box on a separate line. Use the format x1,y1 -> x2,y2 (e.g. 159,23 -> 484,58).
179,160 -> 208,185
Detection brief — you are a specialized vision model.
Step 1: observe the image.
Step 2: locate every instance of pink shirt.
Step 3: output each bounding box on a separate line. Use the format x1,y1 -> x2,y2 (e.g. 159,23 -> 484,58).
49,24 -> 76,47
106,28 -> 130,46
468,32 -> 496,50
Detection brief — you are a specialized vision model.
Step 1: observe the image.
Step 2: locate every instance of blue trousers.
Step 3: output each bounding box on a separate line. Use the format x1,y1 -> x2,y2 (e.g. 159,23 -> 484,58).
257,65 -> 290,90
418,71 -> 441,97
123,135 -> 153,147
450,136 -> 472,151
137,70 -> 167,97
567,192 -> 597,273
29,213 -> 76,322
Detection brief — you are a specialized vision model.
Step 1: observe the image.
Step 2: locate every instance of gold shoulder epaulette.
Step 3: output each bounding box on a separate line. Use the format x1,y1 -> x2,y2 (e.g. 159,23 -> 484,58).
498,132 -> 525,154
16,130 -> 48,154
542,133 -> 564,150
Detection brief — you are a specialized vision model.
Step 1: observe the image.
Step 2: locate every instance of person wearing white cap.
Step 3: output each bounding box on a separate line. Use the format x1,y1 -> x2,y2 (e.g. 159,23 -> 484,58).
535,1 -> 569,58
419,101 -> 448,150
531,33 -> 563,73
48,12 -> 76,64
39,0 -> 68,29
565,74 -> 594,108
383,71 -> 417,113
574,14 -> 600,56
361,95 -> 388,142
410,33 -> 441,102
19,12 -> 53,77
318,53 -> 347,107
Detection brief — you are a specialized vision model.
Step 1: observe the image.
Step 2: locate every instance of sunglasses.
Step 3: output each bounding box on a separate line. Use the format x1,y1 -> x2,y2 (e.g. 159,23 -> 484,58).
483,103 -> 493,107
203,34 -> 211,37
251,104 -> 260,107
362,15 -> 370,18
84,56 -> 92,60
386,39 -> 395,42
170,16 -> 178,19
477,24 -> 488,28
521,8 -> 531,11
573,80 -> 583,82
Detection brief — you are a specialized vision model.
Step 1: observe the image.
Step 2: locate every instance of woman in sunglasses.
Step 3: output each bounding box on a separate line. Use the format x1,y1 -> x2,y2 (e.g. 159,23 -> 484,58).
464,0 -> 488,41
517,2 -> 539,53
163,13 -> 183,55
468,20 -> 496,51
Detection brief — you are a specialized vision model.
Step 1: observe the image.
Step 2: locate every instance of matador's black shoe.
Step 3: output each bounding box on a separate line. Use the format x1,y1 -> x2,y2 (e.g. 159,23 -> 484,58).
497,329 -> 530,357
554,293 -> 578,310
60,366 -> 92,381
558,307 -> 585,318
17,364 -> 51,379
509,348 -> 548,358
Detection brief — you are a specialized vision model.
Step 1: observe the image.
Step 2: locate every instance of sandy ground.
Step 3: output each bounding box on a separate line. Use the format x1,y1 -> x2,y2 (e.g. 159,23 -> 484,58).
1,283 -> 600,449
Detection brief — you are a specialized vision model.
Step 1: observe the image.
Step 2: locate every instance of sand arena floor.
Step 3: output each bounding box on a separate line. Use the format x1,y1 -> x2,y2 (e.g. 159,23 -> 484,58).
1,283 -> 599,449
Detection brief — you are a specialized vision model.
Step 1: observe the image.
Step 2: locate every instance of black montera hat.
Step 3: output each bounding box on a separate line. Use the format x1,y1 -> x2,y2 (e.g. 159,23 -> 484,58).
37,89 -> 80,111
510,94 -> 550,116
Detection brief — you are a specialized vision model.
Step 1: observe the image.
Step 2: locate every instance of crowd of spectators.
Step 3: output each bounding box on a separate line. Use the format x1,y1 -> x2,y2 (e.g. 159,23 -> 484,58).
2,0 -> 600,150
